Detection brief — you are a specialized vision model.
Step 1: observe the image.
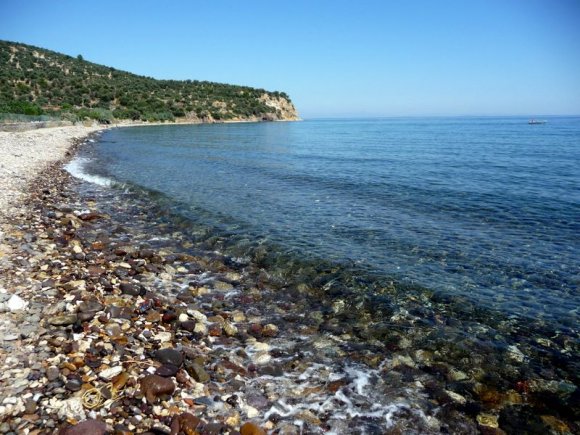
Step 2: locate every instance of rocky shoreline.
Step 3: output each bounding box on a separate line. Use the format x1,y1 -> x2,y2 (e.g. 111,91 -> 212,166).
0,130 -> 279,433
0,127 -> 577,434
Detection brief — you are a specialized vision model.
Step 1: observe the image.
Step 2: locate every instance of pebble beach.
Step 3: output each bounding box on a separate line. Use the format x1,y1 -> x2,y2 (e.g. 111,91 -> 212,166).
0,126 -> 343,434
0,125 -> 577,435
0,126 -> 272,434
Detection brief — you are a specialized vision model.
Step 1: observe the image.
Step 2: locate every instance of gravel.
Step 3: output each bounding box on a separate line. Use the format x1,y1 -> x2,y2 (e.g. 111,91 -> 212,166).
0,125 -> 103,221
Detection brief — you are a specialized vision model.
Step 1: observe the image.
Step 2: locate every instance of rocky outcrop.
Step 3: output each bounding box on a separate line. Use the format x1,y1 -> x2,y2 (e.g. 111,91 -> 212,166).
183,93 -> 300,124
259,93 -> 300,121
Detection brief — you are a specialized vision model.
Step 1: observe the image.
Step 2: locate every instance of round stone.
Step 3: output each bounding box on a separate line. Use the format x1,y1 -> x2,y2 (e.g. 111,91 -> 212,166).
154,348 -> 183,367
65,378 -> 82,392
156,364 -> 180,377
46,366 -> 60,381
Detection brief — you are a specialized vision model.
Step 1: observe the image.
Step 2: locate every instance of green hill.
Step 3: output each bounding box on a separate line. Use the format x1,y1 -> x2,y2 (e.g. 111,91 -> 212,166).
0,40 -> 299,123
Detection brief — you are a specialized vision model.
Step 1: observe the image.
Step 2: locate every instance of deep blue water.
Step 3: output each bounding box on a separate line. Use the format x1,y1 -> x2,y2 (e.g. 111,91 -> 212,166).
79,117 -> 580,330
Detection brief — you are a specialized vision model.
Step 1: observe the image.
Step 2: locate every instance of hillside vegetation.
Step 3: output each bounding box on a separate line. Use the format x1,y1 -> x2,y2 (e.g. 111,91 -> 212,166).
0,40 -> 299,123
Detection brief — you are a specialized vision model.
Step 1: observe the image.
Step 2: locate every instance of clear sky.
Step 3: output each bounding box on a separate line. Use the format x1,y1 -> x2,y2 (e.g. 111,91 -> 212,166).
1,0 -> 579,118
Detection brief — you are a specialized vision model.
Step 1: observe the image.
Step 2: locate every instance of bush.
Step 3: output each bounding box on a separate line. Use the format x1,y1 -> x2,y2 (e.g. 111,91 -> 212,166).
143,111 -> 175,122
113,107 -> 141,120
0,100 -> 44,115
76,107 -> 113,124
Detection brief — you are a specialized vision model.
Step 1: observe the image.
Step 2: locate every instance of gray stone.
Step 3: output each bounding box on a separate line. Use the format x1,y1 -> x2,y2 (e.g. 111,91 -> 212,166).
154,348 -> 183,367
46,366 -> 60,381
24,399 -> 37,414
185,361 -> 210,383
48,314 -> 77,326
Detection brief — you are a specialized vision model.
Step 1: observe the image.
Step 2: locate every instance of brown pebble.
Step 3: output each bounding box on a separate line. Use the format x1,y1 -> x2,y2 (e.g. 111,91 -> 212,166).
175,369 -> 190,385
262,323 -> 279,337
208,324 -> 222,337
24,399 -> 37,414
79,212 -> 104,221
162,310 -> 178,323
60,418 -> 107,435
145,310 -> 162,322
140,374 -> 175,404
248,324 -> 263,337
111,372 -> 130,391
240,422 -> 266,435
170,412 -> 201,435
91,241 -> 105,250
180,320 -> 196,332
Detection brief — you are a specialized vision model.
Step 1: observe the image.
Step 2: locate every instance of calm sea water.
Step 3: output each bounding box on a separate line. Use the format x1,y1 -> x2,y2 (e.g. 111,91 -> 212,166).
78,117 -> 580,330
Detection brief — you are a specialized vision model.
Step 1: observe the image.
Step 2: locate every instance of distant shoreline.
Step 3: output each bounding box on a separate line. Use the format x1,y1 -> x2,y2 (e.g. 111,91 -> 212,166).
113,117 -> 301,129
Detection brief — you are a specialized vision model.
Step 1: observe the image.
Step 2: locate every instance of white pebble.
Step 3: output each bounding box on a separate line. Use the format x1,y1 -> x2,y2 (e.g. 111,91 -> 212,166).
253,351 -> 271,365
7,294 -> 27,311
187,309 -> 207,323
154,331 -> 173,343
2,397 -> 18,405
99,366 -> 123,381
194,323 -> 208,335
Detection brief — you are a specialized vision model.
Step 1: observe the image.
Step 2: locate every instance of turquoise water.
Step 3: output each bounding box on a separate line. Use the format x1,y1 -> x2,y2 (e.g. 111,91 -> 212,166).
80,117 -> 579,332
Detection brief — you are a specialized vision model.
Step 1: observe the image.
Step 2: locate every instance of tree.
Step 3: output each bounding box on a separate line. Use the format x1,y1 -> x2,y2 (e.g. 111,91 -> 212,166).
77,54 -> 84,61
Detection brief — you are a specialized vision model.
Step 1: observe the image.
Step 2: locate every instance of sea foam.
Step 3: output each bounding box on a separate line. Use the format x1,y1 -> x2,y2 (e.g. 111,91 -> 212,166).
65,157 -> 112,187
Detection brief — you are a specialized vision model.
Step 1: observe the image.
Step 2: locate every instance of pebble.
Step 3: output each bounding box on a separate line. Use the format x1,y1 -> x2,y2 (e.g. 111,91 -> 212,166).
477,413 -> 499,428
185,361 -> 210,383
46,366 -> 60,381
240,422 -> 267,435
61,418 -> 107,435
7,294 -> 27,311
170,412 -> 201,434
262,323 -> 279,337
194,322 -> 208,335
120,281 -> 141,296
154,348 -> 183,367
153,331 -> 173,342
140,375 -> 176,404
187,309 -> 207,323
156,364 -> 179,377
223,321 -> 238,337
48,314 -> 77,326
23,399 -> 36,414
99,366 -> 123,381
65,378 -> 82,392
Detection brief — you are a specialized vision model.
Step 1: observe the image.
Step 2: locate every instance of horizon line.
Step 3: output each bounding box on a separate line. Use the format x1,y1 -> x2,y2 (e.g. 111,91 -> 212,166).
301,114 -> 580,120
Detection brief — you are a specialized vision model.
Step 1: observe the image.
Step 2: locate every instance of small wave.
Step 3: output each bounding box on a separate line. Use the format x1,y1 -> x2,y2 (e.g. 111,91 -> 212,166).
65,157 -> 113,187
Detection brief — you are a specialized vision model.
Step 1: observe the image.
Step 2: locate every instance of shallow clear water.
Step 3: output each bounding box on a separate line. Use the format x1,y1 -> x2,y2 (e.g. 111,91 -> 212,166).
77,117 -> 579,330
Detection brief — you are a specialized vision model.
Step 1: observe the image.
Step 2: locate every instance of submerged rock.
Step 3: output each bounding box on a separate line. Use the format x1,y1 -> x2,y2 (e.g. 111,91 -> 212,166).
240,422 -> 267,435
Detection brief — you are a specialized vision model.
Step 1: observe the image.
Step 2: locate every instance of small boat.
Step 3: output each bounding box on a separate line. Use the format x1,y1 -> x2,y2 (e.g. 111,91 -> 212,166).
528,119 -> 546,125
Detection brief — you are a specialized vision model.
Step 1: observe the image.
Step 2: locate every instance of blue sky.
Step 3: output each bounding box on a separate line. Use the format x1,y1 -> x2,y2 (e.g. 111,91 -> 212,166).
1,0 -> 579,117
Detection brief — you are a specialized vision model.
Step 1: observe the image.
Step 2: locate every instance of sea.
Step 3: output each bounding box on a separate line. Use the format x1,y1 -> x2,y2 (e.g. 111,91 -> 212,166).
67,117 -> 579,432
